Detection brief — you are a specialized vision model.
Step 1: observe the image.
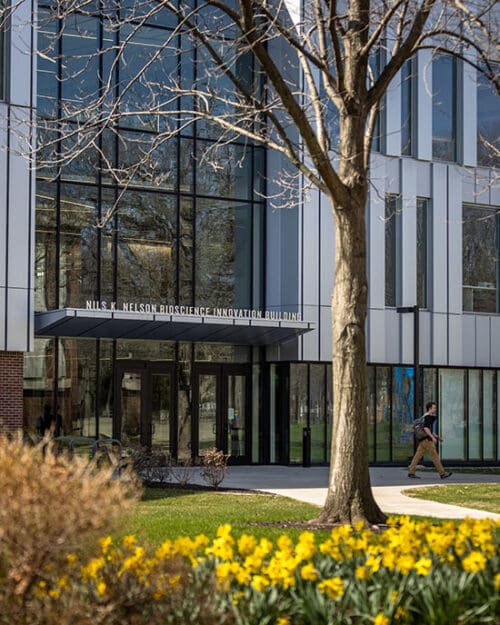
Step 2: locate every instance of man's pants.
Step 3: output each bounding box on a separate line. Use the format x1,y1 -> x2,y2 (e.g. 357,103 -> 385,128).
408,439 -> 445,476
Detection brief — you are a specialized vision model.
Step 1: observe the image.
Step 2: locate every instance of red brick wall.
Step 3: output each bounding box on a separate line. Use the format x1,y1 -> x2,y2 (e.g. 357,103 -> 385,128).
0,351 -> 24,435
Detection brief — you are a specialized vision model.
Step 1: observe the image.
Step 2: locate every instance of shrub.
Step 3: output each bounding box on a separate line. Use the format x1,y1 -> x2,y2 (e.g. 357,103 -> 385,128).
128,447 -> 171,485
0,436 -> 140,624
200,448 -> 230,489
170,457 -> 194,487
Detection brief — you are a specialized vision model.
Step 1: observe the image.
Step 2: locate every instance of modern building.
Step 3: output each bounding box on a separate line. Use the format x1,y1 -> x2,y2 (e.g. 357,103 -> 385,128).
1,2 -> 499,465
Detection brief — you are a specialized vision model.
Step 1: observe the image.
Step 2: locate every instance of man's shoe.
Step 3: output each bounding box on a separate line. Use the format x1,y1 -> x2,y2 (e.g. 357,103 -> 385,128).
408,474 -> 421,479
440,472 -> 452,479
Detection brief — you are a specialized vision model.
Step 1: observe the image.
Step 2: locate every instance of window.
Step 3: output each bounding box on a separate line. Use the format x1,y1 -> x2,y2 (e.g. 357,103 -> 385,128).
401,58 -> 414,156
417,198 -> 429,308
385,194 -> 399,307
477,65 -> 499,167
463,204 -> 500,313
432,54 -> 457,161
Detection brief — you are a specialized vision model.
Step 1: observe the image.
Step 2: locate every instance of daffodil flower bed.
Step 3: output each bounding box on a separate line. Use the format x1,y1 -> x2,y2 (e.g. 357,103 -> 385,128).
30,516 -> 499,625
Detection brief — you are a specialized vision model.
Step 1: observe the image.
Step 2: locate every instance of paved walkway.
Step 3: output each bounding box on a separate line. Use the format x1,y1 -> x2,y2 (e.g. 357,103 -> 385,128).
212,466 -> 500,520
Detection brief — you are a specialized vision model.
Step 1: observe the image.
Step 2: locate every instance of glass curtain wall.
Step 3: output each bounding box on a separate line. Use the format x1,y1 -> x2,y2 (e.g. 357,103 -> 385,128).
282,364 -> 500,465
28,2 -> 264,439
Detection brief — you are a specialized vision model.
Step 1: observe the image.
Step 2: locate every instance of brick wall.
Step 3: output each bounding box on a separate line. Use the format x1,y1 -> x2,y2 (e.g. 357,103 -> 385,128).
0,351 -> 24,435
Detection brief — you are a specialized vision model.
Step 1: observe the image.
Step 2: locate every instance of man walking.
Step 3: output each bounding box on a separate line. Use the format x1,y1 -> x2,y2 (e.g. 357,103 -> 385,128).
408,401 -> 452,480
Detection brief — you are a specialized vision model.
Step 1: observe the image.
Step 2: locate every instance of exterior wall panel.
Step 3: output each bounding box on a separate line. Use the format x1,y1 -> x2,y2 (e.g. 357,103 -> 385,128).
475,316 -> 492,367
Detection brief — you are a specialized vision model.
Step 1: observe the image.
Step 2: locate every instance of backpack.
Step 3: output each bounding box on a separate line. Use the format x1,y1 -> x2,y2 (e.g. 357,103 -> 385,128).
413,415 -> 428,442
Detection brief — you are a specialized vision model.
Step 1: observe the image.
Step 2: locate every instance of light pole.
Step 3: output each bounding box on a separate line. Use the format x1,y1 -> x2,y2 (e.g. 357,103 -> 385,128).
397,305 -> 420,423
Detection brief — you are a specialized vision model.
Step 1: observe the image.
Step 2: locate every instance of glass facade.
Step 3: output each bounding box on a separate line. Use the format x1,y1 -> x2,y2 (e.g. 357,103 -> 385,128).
401,58 -> 414,156
417,198 -> 429,309
272,364 -> 500,465
463,204 -> 499,313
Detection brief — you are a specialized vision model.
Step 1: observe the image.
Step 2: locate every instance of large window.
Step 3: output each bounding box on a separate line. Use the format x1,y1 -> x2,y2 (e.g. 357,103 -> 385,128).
477,65 -> 499,168
417,198 -> 429,309
385,194 -> 399,307
432,54 -> 457,161
463,204 -> 500,313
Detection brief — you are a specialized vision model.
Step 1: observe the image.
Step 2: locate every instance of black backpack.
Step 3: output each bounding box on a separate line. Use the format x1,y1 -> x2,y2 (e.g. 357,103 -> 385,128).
413,415 -> 428,442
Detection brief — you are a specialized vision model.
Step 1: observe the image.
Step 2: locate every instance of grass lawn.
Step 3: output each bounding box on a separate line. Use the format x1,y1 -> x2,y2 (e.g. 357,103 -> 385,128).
403,483 -> 500,514
121,488 -> 327,546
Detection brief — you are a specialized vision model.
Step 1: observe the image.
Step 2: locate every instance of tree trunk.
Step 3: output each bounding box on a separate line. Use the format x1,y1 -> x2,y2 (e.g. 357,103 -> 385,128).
317,193 -> 386,526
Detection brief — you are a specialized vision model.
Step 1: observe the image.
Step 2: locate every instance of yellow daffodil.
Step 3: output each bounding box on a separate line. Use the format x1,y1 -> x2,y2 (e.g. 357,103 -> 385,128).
317,576 -> 344,600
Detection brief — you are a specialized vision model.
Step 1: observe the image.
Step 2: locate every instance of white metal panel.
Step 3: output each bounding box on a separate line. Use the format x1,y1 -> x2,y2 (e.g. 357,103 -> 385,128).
430,163 -> 448,313
368,155 -> 386,309
320,193 -> 334,307
385,157 -> 400,194
461,54 -> 477,167
401,159 -> 417,307
400,312 -> 414,364
419,310 -> 432,365
385,70 -> 402,157
414,161 -> 431,198
489,171 -> 500,207
7,109 -> 31,289
461,168 -> 475,204
385,309 -> 399,364
448,314 -> 463,366
6,287 -> 29,351
431,313 -> 448,365
416,50 -> 433,162
9,0 -> 34,108
462,315 -> 477,367
447,166 -> 462,314
0,109 -> 7,289
490,317 -> 500,367
367,308 -> 386,363
302,188 -> 319,308
300,304 -> 319,361
0,288 -> 5,349
319,305 -> 332,362
475,168 -> 491,205
474,316 -> 491,367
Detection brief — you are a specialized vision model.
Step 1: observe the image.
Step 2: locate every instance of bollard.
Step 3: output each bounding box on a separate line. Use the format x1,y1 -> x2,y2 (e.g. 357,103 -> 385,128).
302,427 -> 311,467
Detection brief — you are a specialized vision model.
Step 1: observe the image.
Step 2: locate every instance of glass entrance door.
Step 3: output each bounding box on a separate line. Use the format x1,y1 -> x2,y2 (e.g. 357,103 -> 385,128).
193,364 -> 250,463
115,361 -> 175,453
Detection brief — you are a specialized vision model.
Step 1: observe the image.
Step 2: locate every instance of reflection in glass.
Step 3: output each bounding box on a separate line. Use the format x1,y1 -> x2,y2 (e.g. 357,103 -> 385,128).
23,338 -> 56,434
59,185 -> 99,307
468,370 -> 481,460
195,200 -> 253,308
196,141 -> 253,200
177,344 -> 192,460
198,374 -> 217,454
120,370 -> 142,448
483,371 -> 494,460
289,364 -> 308,463
392,367 -> 414,461
440,369 -> 466,460
227,375 -> 246,459
152,373 -> 171,450
310,364 -> 325,463
463,204 -> 499,313
432,54 -> 456,161
477,66 -> 500,167
98,340 -> 114,439
367,366 -> 375,462
326,365 -> 333,461
117,191 -> 176,304
252,365 -> 260,463
376,367 -> 391,461
35,183 -> 57,311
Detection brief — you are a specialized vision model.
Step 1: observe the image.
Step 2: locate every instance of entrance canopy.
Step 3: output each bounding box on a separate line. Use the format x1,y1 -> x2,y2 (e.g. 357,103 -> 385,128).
35,308 -> 314,345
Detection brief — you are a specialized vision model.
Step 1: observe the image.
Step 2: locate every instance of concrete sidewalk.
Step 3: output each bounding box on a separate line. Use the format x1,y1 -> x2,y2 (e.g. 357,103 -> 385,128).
214,466 -> 500,520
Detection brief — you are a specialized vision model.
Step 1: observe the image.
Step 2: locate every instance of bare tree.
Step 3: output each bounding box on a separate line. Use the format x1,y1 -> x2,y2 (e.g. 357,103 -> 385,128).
8,0 -> 499,524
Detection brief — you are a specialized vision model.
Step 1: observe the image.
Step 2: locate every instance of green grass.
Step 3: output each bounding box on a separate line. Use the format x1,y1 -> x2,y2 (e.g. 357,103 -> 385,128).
403,483 -> 500,514
122,488 -> 326,546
